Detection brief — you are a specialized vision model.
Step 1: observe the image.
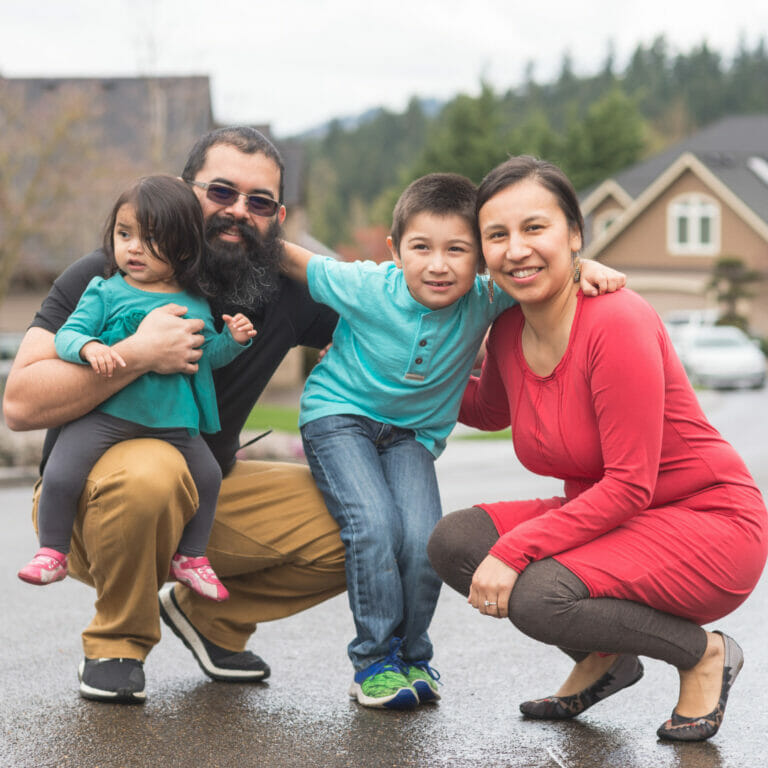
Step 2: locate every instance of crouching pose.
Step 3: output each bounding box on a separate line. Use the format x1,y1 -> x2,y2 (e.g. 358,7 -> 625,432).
428,156 -> 767,742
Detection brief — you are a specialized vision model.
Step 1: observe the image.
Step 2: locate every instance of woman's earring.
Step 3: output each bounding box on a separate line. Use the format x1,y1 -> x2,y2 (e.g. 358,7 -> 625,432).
488,277 -> 495,303
572,255 -> 581,284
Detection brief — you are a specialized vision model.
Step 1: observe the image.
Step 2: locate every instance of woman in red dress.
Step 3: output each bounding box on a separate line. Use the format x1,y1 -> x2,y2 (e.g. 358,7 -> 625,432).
427,156 -> 768,741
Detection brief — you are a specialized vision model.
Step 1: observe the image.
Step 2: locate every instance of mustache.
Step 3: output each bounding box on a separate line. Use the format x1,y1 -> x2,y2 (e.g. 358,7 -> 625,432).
204,215 -> 261,248
199,214 -> 284,310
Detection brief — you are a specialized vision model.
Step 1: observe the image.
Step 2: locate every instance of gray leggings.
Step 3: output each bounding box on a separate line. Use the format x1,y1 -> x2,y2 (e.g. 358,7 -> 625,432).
37,411 -> 221,556
427,507 -> 708,670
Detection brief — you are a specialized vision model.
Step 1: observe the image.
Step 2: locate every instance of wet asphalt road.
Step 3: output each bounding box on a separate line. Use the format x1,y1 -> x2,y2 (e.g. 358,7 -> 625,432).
1,387 -> 767,768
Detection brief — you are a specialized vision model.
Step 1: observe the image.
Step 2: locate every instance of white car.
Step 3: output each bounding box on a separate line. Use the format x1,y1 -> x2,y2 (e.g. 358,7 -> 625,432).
664,309 -> 719,352
677,325 -> 766,390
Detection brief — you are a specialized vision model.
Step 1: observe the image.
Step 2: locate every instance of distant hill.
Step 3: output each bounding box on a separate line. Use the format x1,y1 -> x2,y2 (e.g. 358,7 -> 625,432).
288,97 -> 443,140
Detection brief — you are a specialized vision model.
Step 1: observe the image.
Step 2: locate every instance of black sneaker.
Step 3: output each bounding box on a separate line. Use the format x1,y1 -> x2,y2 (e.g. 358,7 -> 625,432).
78,658 -> 146,704
158,583 -> 270,682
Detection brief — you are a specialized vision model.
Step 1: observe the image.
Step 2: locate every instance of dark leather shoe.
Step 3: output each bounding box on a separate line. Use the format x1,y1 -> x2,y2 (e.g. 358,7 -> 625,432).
520,654 -> 644,719
657,631 -> 743,742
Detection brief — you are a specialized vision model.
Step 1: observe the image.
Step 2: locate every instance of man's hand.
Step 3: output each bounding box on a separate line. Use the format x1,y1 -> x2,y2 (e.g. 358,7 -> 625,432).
468,554 -> 519,620
223,313 -> 257,345
129,304 -> 204,374
578,258 -> 626,296
81,341 -> 126,377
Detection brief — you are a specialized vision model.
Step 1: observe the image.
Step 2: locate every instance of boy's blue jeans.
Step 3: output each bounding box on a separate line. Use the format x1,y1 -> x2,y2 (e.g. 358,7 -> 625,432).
301,413 -> 443,671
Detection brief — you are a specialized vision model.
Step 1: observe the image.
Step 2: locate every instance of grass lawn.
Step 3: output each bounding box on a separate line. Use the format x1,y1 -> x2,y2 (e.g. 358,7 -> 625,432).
245,404 -> 301,434
458,428 -> 511,440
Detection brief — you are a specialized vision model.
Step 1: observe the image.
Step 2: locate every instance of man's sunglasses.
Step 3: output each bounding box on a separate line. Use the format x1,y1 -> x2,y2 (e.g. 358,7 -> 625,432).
186,179 -> 281,217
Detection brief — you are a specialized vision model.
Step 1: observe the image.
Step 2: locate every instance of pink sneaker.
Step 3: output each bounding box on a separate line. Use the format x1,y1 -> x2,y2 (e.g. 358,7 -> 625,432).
170,554 -> 229,602
18,547 -> 68,585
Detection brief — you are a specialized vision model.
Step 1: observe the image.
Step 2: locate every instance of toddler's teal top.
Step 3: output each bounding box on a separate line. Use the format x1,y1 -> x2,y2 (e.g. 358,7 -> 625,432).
55,274 -> 248,434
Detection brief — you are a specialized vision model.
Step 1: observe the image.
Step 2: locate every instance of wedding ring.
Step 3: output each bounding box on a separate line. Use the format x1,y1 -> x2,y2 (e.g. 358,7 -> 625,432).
484,600 -> 497,607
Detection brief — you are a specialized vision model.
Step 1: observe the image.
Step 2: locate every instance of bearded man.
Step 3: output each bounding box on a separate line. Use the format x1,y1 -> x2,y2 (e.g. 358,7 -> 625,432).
3,127 -> 346,703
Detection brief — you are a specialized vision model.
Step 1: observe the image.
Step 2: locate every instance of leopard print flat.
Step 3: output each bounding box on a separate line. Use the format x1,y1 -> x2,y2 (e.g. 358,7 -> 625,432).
657,631 -> 743,742
519,654 -> 644,720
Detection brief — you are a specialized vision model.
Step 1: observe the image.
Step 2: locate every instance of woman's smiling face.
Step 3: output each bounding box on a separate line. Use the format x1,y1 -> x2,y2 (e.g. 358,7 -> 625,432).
478,178 -> 582,305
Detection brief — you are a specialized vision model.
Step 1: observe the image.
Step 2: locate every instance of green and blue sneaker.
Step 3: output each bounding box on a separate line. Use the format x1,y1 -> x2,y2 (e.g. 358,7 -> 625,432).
350,658 -> 418,710
405,662 -> 441,703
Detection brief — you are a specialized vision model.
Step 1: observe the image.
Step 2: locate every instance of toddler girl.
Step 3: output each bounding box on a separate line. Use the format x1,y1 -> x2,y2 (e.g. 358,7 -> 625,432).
17,175 -> 255,601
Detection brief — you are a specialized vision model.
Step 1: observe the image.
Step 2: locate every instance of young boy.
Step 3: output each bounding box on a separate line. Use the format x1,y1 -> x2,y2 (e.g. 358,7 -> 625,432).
281,173 -> 624,710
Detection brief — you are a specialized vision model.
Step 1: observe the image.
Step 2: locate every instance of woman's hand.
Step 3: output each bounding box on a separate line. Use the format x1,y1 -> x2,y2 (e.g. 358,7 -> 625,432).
468,554 -> 519,619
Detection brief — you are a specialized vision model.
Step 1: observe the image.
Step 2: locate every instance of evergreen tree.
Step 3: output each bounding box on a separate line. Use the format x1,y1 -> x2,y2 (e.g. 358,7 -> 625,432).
708,256 -> 763,332
568,88 -> 647,189
673,42 -> 726,126
413,82 -> 510,183
298,36 -> 768,252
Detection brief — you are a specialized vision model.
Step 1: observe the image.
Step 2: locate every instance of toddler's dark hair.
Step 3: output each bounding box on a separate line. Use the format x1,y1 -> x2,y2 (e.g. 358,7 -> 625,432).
102,175 -> 207,295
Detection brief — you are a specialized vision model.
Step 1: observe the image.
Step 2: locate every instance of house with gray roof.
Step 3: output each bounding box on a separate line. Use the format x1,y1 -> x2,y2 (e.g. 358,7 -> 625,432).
581,115 -> 768,335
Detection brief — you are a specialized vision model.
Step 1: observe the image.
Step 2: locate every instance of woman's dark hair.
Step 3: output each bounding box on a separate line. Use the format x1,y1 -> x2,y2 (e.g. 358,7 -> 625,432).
102,175 -> 207,295
476,156 -> 584,243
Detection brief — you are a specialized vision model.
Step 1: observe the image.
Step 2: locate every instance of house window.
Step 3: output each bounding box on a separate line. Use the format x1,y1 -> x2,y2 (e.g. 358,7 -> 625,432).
668,194 -> 720,255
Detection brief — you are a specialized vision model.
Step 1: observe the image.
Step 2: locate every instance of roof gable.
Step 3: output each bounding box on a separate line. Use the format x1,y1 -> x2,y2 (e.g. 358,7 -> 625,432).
606,115 -> 768,221
584,151 -> 768,259
581,179 -> 633,216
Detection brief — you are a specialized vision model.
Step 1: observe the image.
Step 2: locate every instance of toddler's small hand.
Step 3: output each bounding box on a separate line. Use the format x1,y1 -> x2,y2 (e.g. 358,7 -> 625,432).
81,341 -> 126,378
223,313 -> 257,344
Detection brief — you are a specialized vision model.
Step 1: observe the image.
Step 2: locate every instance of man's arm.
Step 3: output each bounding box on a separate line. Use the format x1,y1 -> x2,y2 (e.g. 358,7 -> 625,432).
3,305 -> 205,431
280,241 -> 315,285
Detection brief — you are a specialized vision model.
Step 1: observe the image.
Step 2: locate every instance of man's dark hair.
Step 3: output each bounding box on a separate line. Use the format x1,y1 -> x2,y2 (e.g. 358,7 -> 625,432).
476,155 -> 584,243
102,175 -> 207,295
181,126 -> 285,203
390,173 -> 478,253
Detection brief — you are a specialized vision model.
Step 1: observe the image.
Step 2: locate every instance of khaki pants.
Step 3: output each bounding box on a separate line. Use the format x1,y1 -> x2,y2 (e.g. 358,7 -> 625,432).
32,439 -> 346,660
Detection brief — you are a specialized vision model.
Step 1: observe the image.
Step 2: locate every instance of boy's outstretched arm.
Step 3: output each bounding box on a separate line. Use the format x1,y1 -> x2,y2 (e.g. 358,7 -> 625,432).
578,258 -> 626,296
280,241 -> 315,285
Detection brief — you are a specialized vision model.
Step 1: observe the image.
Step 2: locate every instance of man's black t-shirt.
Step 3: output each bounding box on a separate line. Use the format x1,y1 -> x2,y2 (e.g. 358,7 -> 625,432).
31,250 -> 338,475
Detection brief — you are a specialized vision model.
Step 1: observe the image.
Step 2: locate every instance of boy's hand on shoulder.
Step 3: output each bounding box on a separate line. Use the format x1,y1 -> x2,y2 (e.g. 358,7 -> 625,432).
81,341 -> 126,378
577,258 -> 626,296
223,313 -> 257,344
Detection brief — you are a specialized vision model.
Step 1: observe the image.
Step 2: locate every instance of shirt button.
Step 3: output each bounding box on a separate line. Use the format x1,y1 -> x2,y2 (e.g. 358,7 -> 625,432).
415,357 -> 423,365
419,339 -> 427,347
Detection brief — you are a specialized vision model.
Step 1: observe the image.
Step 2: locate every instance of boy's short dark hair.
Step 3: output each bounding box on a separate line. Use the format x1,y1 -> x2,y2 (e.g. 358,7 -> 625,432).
390,173 -> 478,253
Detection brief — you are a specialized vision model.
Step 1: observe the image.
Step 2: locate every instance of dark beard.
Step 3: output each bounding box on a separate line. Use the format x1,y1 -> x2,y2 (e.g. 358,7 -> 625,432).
200,215 -> 284,312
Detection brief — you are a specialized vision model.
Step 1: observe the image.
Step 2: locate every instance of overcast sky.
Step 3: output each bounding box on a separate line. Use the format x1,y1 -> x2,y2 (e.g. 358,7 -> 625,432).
1,0 -> 765,137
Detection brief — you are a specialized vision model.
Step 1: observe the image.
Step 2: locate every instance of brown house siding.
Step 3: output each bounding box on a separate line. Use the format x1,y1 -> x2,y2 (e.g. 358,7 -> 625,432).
597,170 -> 768,333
